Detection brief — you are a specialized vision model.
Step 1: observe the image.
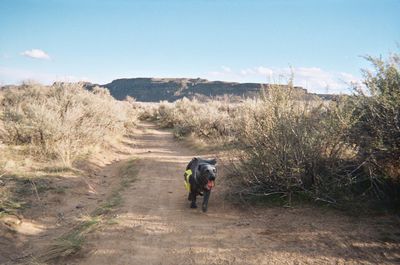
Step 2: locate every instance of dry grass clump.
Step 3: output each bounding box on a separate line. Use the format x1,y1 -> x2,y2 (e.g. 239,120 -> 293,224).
0,82 -> 138,165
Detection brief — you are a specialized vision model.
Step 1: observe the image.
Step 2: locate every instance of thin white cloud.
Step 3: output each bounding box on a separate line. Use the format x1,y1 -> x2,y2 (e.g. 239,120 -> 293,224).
240,68 -> 256,75
0,66 -> 90,86
20,49 -> 51,60
256,66 -> 273,76
210,66 -> 232,76
207,66 -> 361,94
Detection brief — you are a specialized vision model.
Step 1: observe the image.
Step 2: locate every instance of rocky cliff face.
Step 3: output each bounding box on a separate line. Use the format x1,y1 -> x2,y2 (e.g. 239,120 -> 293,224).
1,79 -> 338,102
85,77 -> 310,102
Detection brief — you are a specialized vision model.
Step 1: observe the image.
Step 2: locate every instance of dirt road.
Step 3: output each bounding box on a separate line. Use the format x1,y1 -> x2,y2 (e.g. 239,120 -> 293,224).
70,122 -> 398,265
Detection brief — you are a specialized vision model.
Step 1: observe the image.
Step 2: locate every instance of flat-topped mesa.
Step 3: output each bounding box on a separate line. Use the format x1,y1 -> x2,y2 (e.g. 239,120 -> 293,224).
84,77 -> 311,102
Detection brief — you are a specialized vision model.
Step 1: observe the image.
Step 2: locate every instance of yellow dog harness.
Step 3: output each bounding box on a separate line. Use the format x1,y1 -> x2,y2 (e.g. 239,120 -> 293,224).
184,169 -> 192,191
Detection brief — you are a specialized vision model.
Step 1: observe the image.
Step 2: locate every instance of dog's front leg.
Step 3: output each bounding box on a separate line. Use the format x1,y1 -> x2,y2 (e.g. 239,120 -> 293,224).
202,190 -> 211,212
190,192 -> 197,208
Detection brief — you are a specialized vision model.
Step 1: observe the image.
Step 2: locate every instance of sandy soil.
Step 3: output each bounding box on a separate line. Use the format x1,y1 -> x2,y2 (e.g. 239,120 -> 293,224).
74,123 -> 400,265
2,122 -> 399,265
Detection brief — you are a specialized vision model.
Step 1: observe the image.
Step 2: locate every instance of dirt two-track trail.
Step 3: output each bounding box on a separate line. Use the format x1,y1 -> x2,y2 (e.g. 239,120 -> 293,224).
72,123 -> 399,265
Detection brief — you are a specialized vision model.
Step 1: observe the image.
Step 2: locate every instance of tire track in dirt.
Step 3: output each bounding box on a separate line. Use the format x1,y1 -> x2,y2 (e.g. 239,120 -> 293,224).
72,122 -> 400,265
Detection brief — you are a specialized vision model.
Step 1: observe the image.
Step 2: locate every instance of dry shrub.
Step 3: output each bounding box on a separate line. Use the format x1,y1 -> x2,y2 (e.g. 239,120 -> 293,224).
1,83 -> 138,165
228,84 -> 356,204
228,55 -> 400,209
138,54 -> 399,209
142,98 -> 234,139
349,54 -> 400,204
137,102 -> 160,121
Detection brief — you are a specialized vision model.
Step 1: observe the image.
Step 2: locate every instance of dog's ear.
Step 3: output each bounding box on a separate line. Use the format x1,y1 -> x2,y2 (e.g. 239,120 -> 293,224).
198,164 -> 204,171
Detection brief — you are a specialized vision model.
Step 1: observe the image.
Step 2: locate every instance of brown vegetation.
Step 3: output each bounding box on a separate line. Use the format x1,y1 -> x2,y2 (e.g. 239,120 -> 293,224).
0,73 -> 398,263
140,54 -> 400,210
0,82 -> 140,258
1,82 -> 138,165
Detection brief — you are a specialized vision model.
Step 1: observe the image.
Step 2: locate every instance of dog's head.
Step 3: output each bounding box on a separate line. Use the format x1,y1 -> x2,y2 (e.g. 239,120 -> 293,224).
199,164 -> 217,180
198,163 -> 217,190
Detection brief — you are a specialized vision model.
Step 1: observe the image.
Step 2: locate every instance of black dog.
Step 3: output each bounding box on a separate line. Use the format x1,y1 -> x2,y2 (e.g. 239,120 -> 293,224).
184,157 -> 217,212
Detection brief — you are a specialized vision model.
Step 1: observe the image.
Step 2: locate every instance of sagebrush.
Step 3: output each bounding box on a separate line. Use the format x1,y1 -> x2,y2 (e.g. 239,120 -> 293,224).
141,54 -> 400,209
0,82 -> 138,165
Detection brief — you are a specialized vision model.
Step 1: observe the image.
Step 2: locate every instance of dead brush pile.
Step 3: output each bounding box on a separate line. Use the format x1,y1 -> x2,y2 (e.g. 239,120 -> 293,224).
0,82 -> 138,165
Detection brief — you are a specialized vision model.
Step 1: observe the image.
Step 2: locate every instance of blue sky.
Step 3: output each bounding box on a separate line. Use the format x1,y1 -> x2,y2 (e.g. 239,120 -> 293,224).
0,0 -> 399,93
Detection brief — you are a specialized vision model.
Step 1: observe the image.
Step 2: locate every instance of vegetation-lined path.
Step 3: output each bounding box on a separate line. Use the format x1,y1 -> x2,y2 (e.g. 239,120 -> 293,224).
73,122 -> 399,265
